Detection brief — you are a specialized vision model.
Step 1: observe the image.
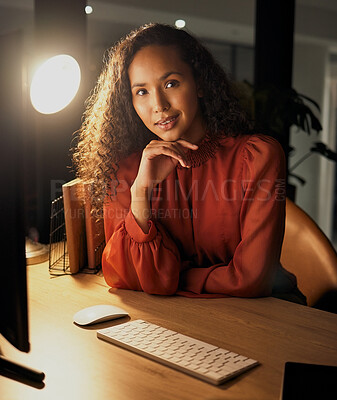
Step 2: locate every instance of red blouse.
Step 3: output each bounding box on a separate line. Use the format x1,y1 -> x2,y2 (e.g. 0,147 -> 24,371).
102,134 -> 296,298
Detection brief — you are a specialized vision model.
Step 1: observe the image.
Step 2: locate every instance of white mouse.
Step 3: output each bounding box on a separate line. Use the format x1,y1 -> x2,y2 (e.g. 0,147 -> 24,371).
73,304 -> 129,326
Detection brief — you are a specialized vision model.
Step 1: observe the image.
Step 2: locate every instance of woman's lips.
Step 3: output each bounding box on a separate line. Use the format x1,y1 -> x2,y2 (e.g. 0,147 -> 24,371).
155,115 -> 179,131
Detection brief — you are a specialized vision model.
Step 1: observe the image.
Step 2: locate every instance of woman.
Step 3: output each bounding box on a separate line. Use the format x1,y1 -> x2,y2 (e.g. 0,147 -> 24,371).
73,23 -> 305,303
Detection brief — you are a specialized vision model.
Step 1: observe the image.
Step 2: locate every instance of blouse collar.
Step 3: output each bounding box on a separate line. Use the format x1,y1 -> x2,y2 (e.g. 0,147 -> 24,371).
177,134 -> 222,168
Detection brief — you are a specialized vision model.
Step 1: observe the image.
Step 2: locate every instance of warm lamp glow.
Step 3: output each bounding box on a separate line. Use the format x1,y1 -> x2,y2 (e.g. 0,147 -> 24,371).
30,54 -> 81,114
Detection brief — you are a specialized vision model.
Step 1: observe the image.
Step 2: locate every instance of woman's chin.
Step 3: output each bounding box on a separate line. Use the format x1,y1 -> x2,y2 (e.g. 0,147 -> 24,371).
154,130 -> 183,142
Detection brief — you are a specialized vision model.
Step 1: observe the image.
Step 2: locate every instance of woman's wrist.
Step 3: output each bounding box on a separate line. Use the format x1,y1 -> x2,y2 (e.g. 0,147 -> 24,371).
130,183 -> 152,233
130,181 -> 152,200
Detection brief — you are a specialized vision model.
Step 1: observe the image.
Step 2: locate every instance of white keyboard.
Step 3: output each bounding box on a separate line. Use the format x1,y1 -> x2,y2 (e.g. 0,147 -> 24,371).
97,319 -> 259,385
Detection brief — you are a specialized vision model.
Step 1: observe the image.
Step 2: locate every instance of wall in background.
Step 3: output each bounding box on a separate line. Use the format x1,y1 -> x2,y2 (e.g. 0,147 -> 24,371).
289,43 -> 328,223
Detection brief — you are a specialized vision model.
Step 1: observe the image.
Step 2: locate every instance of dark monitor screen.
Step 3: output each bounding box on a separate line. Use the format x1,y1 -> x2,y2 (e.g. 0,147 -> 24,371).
0,30 -> 44,383
0,30 -> 30,353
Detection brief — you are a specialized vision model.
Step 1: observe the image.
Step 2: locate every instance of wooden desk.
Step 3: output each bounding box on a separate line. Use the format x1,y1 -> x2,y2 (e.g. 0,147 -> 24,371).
1,262 -> 337,400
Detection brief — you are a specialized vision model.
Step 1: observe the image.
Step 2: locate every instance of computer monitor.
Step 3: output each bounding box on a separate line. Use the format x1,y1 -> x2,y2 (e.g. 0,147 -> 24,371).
0,30 -> 44,383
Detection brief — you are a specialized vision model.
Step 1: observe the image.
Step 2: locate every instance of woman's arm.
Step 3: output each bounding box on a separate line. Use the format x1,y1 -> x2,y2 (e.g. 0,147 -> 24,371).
102,206 -> 181,295
129,139 -> 197,233
102,139 -> 198,295
179,136 -> 286,297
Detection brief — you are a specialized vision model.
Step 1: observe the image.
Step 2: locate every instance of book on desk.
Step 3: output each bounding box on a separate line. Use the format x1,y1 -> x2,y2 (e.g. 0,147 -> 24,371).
62,178 -> 105,273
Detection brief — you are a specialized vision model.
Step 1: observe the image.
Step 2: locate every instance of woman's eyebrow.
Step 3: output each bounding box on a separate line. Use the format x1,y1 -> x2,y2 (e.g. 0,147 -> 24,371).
131,71 -> 183,89
160,71 -> 183,80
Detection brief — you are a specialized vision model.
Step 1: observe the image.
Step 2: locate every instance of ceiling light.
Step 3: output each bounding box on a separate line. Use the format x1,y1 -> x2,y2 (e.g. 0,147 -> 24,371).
175,19 -> 186,29
85,5 -> 93,15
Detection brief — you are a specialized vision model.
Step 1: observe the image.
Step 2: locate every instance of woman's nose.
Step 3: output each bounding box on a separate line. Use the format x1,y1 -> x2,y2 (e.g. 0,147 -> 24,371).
153,90 -> 170,113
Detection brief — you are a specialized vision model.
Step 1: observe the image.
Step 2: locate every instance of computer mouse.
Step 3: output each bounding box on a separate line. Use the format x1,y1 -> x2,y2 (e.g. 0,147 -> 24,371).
73,304 -> 129,326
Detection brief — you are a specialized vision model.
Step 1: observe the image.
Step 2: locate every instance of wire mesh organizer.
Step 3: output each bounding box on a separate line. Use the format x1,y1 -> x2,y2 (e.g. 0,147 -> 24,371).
49,196 -> 70,275
49,194 -> 105,276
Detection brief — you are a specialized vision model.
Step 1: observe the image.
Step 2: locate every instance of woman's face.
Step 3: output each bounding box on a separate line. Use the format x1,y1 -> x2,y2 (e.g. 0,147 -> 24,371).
128,45 -> 205,144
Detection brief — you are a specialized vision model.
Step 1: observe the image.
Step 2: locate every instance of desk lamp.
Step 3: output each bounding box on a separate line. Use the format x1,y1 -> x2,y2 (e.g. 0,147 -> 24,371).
25,54 -> 81,264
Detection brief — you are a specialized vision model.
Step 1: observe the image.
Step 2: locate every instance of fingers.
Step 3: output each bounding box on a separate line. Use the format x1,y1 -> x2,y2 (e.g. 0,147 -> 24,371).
170,142 -> 191,166
145,141 -> 191,167
146,139 -> 199,167
147,147 -> 187,168
175,139 -> 199,150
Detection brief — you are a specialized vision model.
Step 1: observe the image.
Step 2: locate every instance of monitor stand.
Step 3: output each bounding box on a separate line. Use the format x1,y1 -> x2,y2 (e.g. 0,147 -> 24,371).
0,353 -> 45,383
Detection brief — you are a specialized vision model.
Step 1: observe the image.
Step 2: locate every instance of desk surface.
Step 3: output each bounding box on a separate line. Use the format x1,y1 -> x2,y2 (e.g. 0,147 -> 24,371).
1,262 -> 337,400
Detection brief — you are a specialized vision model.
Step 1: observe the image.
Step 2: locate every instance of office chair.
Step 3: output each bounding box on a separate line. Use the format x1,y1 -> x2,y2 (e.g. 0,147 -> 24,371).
280,198 -> 337,312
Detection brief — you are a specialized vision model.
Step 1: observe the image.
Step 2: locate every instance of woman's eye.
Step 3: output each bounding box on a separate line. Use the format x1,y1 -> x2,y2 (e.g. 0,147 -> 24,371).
166,80 -> 179,89
136,89 -> 147,96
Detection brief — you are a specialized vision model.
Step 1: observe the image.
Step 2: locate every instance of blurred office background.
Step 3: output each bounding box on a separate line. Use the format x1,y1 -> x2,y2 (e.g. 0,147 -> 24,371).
0,0 -> 336,248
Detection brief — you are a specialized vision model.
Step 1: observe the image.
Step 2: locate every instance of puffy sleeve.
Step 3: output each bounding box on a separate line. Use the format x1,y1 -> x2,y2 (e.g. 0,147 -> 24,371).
180,135 -> 286,297
102,154 -> 181,295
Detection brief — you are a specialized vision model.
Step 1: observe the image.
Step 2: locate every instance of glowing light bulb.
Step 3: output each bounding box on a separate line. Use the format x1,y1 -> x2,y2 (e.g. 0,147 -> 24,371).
30,55 -> 81,114
175,19 -> 186,29
85,5 -> 93,14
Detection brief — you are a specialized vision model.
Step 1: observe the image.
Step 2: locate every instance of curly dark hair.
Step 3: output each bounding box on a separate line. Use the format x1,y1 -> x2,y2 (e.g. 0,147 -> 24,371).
72,23 -> 252,211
